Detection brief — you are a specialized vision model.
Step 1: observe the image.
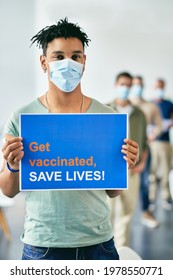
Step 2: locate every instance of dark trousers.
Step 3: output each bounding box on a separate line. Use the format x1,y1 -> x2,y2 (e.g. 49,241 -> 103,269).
22,237 -> 119,260
140,147 -> 151,211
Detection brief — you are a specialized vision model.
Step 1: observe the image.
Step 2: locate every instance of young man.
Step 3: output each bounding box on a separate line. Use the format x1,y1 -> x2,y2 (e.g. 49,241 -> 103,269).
149,78 -> 173,210
0,19 -> 139,260
107,72 -> 147,247
130,76 -> 162,228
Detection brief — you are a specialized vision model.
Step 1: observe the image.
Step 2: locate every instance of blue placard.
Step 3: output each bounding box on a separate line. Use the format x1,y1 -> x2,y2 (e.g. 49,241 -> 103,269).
19,113 -> 128,191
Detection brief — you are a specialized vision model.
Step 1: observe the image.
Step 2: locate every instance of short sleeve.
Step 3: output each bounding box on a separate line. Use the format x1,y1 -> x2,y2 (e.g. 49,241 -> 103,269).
3,112 -> 19,137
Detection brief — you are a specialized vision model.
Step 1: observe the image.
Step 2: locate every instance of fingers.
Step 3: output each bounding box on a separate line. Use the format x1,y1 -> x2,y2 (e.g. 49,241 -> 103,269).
122,138 -> 139,168
123,138 -> 139,148
2,137 -> 24,168
2,137 -> 23,151
123,155 -> 136,169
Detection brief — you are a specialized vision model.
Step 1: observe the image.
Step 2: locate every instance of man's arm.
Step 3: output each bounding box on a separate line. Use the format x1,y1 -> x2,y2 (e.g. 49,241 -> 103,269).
0,135 -> 23,198
106,190 -> 122,198
148,103 -> 162,141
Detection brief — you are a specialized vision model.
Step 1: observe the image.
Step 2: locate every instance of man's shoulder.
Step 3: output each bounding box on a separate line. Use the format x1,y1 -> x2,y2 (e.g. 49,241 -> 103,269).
146,101 -> 160,111
89,99 -> 117,113
11,98 -> 46,119
132,105 -> 146,118
164,99 -> 173,106
7,99 -> 43,127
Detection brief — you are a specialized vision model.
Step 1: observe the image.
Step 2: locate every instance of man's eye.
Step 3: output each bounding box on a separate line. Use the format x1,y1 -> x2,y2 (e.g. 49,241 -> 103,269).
72,54 -> 80,60
53,55 -> 64,60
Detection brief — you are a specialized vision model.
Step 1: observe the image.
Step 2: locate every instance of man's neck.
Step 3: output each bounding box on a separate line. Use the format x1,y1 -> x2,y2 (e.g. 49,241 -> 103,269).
114,99 -> 130,107
130,97 -> 144,106
39,83 -> 92,113
44,82 -> 83,113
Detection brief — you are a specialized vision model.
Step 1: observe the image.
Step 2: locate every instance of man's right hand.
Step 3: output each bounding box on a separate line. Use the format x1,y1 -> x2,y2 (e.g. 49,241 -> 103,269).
2,136 -> 24,171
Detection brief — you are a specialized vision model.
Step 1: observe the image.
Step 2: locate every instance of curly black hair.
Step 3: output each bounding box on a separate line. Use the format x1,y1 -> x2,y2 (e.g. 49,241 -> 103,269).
30,17 -> 91,55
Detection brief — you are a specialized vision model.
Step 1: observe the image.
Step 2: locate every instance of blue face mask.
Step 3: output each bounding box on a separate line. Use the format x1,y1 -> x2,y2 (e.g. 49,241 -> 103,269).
49,58 -> 84,92
130,85 -> 143,98
116,86 -> 130,100
154,89 -> 164,99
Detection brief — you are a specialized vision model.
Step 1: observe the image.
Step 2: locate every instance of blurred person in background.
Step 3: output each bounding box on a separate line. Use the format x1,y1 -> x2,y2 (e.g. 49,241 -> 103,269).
130,76 -> 162,228
107,72 -> 147,247
149,78 -> 173,210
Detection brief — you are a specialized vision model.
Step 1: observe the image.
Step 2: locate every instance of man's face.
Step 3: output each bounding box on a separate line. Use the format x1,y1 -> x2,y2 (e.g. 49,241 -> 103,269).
155,80 -> 165,89
47,37 -> 85,63
132,78 -> 143,87
116,76 -> 132,88
154,80 -> 165,100
115,76 -> 132,105
131,78 -> 143,99
41,37 -> 86,73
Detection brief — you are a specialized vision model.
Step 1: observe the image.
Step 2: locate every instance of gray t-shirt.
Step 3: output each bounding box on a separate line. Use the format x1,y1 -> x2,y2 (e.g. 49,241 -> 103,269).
4,98 -> 116,247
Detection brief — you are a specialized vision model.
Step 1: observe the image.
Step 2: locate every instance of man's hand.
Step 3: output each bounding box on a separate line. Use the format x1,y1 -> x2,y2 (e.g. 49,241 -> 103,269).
121,138 -> 139,169
2,136 -> 24,171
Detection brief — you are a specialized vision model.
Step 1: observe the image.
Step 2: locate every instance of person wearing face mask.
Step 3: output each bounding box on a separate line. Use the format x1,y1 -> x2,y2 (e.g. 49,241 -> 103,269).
107,72 -> 147,247
130,76 -> 162,228
0,19 -> 139,260
149,79 -> 173,210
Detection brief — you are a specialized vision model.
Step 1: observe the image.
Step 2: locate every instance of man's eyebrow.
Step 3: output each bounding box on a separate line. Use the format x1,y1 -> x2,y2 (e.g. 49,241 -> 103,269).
51,51 -> 64,54
51,50 -> 83,54
72,50 -> 83,54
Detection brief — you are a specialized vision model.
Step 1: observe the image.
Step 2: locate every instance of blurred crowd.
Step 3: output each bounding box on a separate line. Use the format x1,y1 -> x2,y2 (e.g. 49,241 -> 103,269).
107,73 -> 173,248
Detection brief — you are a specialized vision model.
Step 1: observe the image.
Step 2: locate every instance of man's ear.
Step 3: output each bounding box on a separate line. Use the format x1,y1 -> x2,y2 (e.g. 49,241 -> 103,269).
40,54 -> 48,73
83,54 -> 86,72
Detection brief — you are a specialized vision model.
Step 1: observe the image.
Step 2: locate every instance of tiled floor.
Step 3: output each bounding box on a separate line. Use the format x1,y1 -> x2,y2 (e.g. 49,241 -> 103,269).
130,197 -> 173,260
0,193 -> 25,260
0,189 -> 173,260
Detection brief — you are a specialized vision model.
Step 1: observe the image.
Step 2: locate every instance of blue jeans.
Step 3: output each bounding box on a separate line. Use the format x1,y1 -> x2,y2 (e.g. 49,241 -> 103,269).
22,238 -> 119,260
140,147 -> 151,211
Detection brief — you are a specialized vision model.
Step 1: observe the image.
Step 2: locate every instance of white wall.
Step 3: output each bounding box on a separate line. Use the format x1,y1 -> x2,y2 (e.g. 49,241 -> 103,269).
0,0 -> 36,129
1,0 -> 173,132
